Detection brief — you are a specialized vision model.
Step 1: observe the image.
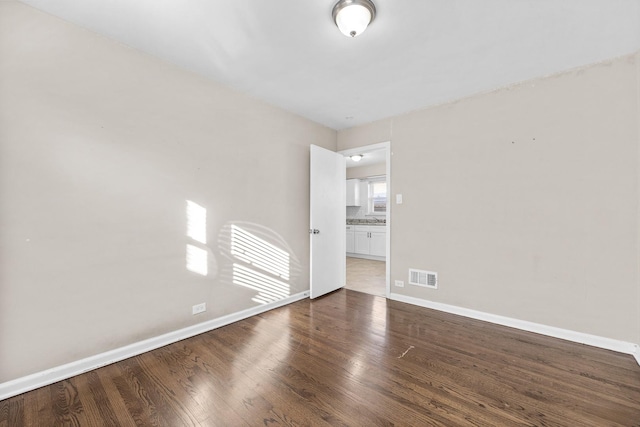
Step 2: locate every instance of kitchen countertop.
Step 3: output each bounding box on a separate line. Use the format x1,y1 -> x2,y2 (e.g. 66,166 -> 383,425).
346,220 -> 386,226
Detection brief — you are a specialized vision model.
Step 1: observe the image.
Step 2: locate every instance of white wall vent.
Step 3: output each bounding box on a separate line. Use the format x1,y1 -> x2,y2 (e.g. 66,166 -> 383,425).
409,269 -> 437,289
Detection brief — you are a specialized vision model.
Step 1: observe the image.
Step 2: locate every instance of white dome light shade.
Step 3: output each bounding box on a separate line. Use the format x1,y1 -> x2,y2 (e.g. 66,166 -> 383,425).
335,5 -> 371,37
332,0 -> 376,38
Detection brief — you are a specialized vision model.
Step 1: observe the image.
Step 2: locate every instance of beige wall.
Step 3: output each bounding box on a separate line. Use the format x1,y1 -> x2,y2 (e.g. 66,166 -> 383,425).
0,2 -> 335,382
339,54 -> 640,344
346,163 -> 386,180
338,118 -> 392,151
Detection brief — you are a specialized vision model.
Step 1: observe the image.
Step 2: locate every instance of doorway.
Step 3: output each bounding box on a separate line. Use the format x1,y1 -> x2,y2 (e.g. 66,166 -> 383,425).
339,142 -> 390,298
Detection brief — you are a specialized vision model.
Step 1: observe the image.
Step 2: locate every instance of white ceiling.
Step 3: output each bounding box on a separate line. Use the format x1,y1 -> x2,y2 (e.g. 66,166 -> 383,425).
19,0 -> 640,130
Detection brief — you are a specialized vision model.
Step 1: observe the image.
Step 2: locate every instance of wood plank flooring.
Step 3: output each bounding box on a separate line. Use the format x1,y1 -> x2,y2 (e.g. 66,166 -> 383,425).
2,289 -> 640,426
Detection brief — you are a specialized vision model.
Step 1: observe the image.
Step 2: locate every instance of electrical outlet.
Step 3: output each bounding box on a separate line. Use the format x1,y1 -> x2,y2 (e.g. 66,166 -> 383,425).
192,302 -> 206,315
395,280 -> 404,288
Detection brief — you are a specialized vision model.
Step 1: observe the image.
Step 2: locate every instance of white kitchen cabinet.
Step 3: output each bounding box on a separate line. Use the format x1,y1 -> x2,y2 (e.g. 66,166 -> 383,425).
354,229 -> 369,254
346,225 -> 355,253
369,229 -> 386,257
359,180 -> 369,205
351,225 -> 386,259
346,179 -> 360,206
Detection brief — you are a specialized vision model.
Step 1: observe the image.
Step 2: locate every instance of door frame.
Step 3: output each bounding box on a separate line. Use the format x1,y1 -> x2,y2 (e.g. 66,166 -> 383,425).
339,141 -> 391,298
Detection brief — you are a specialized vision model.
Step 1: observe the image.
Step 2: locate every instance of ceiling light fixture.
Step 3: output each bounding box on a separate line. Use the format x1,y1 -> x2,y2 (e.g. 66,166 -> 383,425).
350,154 -> 363,162
332,0 -> 376,38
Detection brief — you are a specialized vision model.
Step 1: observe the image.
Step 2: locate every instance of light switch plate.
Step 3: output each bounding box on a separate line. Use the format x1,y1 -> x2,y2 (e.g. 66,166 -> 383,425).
396,194 -> 403,204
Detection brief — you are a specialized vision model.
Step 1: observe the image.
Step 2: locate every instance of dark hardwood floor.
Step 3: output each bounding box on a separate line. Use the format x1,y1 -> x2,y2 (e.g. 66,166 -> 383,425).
2,289 -> 640,426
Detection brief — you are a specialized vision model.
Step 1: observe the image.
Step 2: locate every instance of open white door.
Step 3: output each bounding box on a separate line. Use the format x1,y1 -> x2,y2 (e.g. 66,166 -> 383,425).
310,145 -> 346,299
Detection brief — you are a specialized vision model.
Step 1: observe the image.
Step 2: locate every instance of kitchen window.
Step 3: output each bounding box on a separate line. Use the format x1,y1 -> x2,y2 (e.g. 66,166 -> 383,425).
368,178 -> 387,214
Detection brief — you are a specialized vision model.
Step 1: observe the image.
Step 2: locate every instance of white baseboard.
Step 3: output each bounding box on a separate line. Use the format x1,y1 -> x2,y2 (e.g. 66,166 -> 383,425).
388,293 -> 640,365
0,291 -> 309,401
633,345 -> 640,366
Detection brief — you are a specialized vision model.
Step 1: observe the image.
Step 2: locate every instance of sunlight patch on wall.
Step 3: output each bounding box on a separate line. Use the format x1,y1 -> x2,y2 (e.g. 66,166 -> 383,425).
186,244 -> 208,276
232,263 -> 290,304
230,224 -> 290,280
186,200 -> 207,244
218,222 -> 299,305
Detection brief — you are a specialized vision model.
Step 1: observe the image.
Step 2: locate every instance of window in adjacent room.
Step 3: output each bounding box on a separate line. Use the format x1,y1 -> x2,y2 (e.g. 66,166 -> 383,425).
368,177 -> 387,214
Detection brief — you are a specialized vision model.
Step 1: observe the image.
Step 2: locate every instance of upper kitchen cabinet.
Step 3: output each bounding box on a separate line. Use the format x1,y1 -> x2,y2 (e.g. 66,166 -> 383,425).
346,179 -> 361,206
